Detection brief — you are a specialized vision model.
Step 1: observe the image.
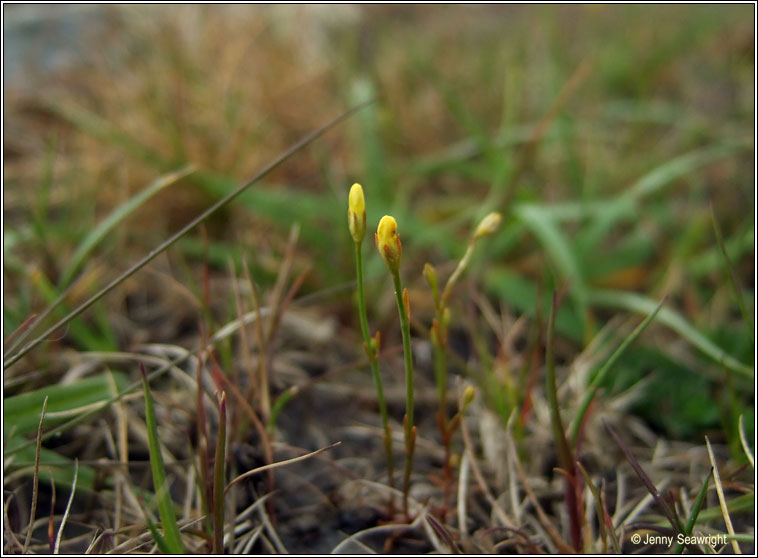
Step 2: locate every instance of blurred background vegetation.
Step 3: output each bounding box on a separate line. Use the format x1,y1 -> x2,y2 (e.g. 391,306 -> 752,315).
4,4 -> 754,450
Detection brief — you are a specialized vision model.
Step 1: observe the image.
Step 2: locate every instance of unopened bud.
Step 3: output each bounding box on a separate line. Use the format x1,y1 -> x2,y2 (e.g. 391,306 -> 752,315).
473,211 -> 502,240
424,263 -> 440,309
462,385 -> 476,409
348,183 -> 367,243
375,215 -> 402,274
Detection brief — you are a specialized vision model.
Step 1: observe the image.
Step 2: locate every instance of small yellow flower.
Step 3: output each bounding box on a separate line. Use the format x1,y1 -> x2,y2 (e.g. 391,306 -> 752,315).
473,211 -> 502,240
348,183 -> 366,243
375,215 -> 402,274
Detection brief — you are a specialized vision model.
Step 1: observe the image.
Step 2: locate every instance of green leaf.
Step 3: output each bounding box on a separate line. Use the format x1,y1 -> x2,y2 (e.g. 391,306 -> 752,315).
141,367 -> 185,554
589,289 -> 753,380
60,166 -> 195,288
4,373 -> 129,439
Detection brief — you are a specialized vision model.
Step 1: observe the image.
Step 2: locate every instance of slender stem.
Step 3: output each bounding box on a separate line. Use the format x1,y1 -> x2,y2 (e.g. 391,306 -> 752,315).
440,242 -> 475,310
213,393 -> 227,554
433,339 -> 447,430
354,242 -> 395,506
392,272 -> 414,435
392,271 -> 416,518
546,292 -> 581,551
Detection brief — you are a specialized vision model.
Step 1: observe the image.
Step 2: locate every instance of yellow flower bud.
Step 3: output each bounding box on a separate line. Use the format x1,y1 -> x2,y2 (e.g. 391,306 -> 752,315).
348,183 -> 366,243
473,211 -> 502,240
375,215 -> 402,274
462,385 -> 476,409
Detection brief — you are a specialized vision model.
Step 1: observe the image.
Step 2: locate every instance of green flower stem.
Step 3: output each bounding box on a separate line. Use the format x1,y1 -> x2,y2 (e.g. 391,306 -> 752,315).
433,339 -> 448,431
392,270 -> 416,518
392,272 -> 415,435
440,242 -> 475,310
354,242 -> 395,500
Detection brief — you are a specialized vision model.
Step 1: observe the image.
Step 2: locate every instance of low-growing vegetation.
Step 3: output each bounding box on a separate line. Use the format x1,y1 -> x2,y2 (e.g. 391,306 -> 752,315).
3,4 -> 754,554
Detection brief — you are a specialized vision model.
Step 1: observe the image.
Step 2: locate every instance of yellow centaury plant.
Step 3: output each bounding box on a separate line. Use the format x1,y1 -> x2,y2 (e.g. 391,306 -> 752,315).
348,184 -> 396,514
375,214 -> 416,518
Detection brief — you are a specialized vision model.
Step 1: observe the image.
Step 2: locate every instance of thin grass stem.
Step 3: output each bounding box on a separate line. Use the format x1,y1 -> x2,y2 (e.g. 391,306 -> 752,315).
212,392 -> 227,554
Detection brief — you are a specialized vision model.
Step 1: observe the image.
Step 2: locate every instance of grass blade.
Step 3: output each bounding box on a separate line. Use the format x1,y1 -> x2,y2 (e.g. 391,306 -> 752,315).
546,292 -> 582,551
673,468 -> 711,554
570,296 -> 667,444
515,205 -> 588,313
576,460 -> 621,553
4,100 -> 375,369
710,204 -> 753,334
604,421 -> 688,545
589,289 -> 753,379
225,442 -> 341,495
53,458 -> 78,554
4,373 -> 129,440
143,511 -> 172,554
705,436 -> 741,554
738,414 -> 754,468
628,142 -> 746,201
22,396 -> 47,554
59,165 -> 195,288
141,365 -> 185,554
213,392 -> 227,555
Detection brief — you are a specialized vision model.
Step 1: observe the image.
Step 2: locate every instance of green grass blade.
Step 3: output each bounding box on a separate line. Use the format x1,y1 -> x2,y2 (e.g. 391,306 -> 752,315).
627,142 -> 746,201
141,365 -> 185,554
570,296 -> 667,444
3,438 -> 95,491
673,468 -> 711,554
693,493 -> 754,523
267,386 -> 297,435
60,165 -> 195,288
3,373 -> 129,440
144,512 -> 173,555
589,289 -> 753,379
515,204 -> 588,313
710,205 -> 753,334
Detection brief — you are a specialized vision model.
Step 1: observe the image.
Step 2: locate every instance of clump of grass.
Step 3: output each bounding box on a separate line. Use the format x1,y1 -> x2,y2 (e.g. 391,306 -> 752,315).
3,5 -> 754,554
